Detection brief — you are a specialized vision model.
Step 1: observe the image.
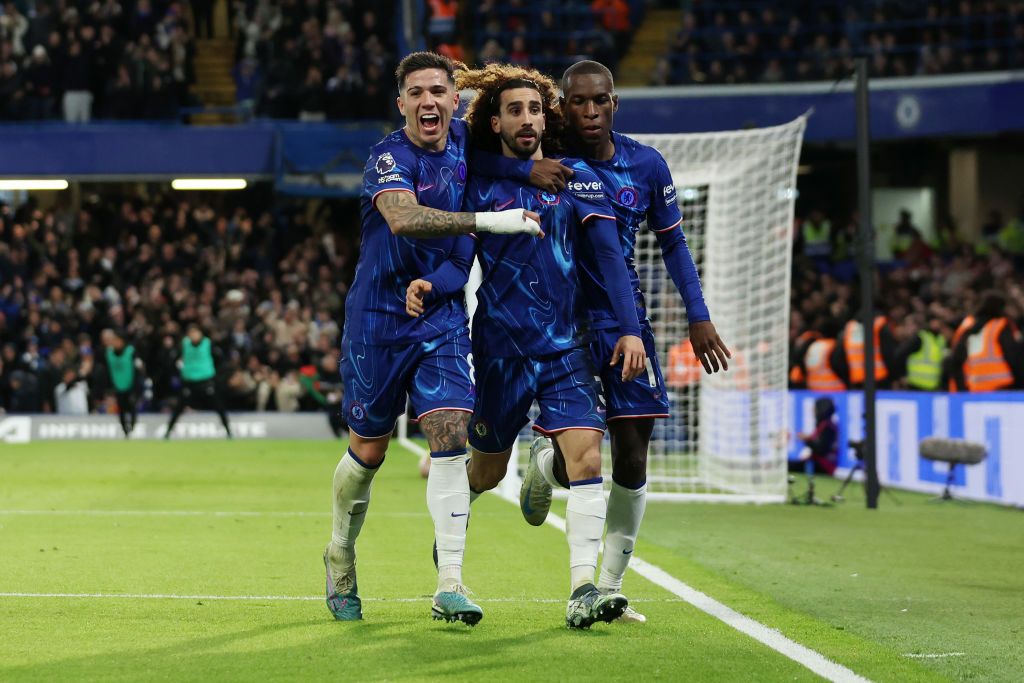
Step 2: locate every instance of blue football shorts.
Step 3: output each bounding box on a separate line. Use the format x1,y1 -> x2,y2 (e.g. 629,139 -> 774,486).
341,326 -> 474,439
468,346 -> 605,454
589,322 -> 670,420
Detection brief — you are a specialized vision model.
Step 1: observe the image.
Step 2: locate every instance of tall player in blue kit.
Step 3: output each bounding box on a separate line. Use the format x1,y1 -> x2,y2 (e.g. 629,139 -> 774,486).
409,64 -> 647,629
326,52 -> 571,626
519,61 -> 733,624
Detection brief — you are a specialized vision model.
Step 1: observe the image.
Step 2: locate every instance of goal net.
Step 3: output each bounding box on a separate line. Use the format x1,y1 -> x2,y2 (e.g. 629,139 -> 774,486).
402,116 -> 806,503
622,117 -> 807,502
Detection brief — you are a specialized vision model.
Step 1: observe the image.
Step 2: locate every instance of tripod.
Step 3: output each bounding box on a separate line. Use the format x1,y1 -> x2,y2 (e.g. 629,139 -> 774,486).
831,440 -> 901,505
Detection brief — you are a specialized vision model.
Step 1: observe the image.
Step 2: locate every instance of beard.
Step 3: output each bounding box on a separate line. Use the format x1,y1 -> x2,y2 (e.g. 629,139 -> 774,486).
499,128 -> 541,159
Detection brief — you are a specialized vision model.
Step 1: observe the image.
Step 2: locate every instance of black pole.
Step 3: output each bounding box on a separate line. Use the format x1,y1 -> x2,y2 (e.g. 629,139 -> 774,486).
856,57 -> 880,509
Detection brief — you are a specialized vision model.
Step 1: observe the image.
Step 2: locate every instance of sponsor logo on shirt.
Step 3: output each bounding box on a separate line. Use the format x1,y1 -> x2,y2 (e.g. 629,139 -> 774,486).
375,152 -> 396,174
493,197 -> 516,211
663,183 -> 677,205
568,179 -> 605,201
617,186 -> 638,207
378,173 -> 402,184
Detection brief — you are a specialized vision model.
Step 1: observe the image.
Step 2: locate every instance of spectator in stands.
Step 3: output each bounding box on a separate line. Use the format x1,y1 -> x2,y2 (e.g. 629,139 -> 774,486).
950,290 -> 1024,391
324,63 -> 360,119
297,65 -> 326,122
591,0 -> 632,58
61,40 -> 93,122
426,0 -> 458,41
233,56 -> 262,112
657,1 -> 1022,85
24,45 -> 55,119
0,189 -> 356,416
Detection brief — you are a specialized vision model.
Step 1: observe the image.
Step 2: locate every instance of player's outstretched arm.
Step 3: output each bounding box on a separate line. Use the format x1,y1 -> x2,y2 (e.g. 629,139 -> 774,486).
376,190 -> 542,238
468,149 -> 574,194
658,228 -> 732,373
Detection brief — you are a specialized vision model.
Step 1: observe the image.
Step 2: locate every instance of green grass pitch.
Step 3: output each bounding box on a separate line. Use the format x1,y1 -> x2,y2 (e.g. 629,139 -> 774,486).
1,440 -> 1021,681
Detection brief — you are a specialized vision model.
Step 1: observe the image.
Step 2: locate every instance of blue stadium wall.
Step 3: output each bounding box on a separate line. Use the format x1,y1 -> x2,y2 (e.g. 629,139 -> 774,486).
0,72 -> 1021,196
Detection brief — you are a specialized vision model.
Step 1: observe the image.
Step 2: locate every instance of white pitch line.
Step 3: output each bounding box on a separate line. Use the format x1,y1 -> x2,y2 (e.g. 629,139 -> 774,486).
0,592 -> 678,604
399,436 -> 869,683
902,653 -> 966,659
0,510 -> 426,518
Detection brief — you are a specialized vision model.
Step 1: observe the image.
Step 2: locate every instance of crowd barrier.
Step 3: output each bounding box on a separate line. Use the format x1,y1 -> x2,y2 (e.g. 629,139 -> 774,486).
790,390 -> 1024,507
0,412 -> 337,443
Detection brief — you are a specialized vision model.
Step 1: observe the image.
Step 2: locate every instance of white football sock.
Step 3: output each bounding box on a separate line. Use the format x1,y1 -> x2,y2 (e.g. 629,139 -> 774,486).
427,448 -> 470,592
330,449 -> 379,573
566,479 -> 606,591
598,481 -> 647,592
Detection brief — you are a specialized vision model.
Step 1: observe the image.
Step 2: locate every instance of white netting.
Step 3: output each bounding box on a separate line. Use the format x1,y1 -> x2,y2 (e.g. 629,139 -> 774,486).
624,117 -> 807,501
405,117 -> 806,502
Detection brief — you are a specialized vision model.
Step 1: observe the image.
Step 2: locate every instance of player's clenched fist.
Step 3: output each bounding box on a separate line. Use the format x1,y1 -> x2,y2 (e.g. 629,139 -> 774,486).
611,334 -> 647,382
475,209 -> 544,237
406,279 -> 432,318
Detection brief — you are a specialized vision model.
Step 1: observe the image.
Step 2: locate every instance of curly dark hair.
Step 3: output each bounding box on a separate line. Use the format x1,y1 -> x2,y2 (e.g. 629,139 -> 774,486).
457,63 -> 565,156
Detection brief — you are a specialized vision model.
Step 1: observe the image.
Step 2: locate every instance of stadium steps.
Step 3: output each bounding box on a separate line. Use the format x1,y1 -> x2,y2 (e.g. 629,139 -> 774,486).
617,9 -> 681,86
191,38 -> 239,125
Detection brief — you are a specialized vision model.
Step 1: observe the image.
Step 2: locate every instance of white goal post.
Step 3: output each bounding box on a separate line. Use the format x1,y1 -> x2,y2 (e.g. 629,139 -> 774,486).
400,116 -> 807,503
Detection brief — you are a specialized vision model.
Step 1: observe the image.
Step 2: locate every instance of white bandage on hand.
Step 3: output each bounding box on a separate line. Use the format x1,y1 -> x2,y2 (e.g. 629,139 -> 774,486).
475,209 -> 542,236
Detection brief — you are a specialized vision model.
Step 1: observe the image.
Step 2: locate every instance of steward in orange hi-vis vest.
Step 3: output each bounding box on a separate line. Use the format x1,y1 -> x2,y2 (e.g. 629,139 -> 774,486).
804,339 -> 845,392
840,316 -> 896,387
950,291 -> 1024,392
963,318 -> 1015,391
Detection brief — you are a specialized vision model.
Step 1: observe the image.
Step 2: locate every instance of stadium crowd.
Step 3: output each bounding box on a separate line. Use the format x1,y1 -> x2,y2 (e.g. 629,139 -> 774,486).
3,191 -> 1022,419
231,0 -> 395,120
0,191 -> 356,417
652,0 -> 1024,85
788,206 -> 1024,393
0,0 -> 196,121
460,0 -> 640,76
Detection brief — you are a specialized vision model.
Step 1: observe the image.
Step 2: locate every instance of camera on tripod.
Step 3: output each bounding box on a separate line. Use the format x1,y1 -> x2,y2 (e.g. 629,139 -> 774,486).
848,438 -> 864,459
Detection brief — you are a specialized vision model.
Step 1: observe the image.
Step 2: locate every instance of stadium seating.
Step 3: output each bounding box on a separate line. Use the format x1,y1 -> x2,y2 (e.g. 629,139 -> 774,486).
657,0 -> 1024,85
465,0 -> 645,76
0,0 -> 196,121
231,0 -> 395,120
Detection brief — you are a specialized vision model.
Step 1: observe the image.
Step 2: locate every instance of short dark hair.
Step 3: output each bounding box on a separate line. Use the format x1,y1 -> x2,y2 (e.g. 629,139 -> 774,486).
395,51 -> 457,91
560,60 -> 614,95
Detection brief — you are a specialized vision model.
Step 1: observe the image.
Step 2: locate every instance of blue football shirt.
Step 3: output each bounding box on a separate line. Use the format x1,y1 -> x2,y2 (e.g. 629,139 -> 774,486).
467,158 -> 639,358
575,131 -> 708,328
343,119 -> 471,345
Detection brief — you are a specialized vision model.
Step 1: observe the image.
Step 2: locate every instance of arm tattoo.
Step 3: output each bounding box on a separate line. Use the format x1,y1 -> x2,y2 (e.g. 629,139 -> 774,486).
376,191 -> 476,237
419,410 -> 470,452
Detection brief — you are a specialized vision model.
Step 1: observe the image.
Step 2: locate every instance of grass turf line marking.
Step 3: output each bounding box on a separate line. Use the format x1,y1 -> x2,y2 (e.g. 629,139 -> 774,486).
0,593 -> 677,604
0,510 -> 426,518
399,438 -> 870,683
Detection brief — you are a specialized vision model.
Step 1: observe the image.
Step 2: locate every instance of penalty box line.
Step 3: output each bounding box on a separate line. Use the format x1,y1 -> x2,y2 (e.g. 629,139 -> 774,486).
399,437 -> 871,683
